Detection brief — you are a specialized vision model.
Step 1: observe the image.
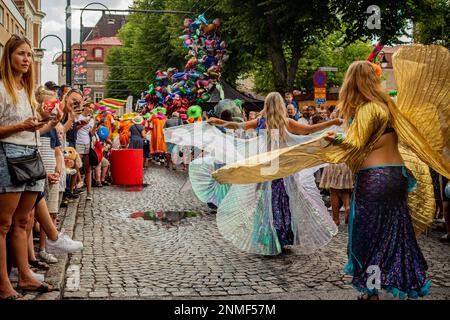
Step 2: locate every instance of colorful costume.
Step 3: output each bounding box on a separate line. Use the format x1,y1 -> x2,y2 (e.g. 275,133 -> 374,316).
149,114 -> 167,155
119,120 -> 133,148
164,120 -> 338,256
212,45 -> 450,298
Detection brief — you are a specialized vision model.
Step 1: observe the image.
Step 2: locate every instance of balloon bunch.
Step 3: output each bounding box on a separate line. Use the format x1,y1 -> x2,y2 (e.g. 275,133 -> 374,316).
141,14 -> 228,117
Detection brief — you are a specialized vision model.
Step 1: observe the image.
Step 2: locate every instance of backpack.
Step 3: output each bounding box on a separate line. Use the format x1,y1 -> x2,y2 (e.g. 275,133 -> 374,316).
88,134 -> 104,166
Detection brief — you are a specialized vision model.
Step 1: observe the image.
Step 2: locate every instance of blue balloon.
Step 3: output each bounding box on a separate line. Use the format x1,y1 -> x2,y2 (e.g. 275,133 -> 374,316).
98,126 -> 109,140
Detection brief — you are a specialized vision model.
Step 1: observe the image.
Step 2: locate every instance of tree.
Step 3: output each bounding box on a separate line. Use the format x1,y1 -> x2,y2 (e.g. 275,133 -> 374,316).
219,0 -> 431,92
413,0 -> 449,45
253,33 -> 373,94
106,0 -> 188,98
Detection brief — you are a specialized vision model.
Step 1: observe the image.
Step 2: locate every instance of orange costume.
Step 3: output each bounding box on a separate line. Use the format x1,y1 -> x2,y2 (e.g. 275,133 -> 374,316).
149,114 -> 167,154
119,120 -> 133,148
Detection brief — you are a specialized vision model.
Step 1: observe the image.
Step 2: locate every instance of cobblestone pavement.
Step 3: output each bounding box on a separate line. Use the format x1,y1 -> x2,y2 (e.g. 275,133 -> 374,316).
62,164 -> 450,300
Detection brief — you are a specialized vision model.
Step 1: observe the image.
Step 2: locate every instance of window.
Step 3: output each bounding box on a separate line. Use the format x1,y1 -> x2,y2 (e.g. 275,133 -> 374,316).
94,70 -> 104,83
0,7 -> 4,26
94,48 -> 103,58
6,13 -> 9,31
94,92 -> 104,103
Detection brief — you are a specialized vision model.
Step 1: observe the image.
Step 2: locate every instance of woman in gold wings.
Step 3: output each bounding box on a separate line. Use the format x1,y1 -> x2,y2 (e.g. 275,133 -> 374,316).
213,45 -> 450,299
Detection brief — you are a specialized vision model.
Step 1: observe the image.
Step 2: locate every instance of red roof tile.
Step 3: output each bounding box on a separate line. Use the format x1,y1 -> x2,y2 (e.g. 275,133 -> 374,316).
82,37 -> 122,46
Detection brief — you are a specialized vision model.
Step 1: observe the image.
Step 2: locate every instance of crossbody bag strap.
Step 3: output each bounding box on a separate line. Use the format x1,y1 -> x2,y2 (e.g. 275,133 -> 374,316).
29,99 -> 40,151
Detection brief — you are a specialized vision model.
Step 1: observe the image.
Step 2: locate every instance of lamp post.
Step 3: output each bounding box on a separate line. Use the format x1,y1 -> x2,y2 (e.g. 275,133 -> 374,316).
66,0 -> 72,86
79,3 -> 115,91
35,34 -> 66,84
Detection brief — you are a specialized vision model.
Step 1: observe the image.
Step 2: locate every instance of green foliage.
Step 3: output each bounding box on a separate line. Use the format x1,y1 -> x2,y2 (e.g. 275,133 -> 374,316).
106,0 -> 430,98
413,0 -> 449,45
253,33 -> 373,94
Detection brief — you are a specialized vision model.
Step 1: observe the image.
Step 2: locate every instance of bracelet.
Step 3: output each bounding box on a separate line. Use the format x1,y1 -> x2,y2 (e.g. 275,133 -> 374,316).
332,133 -> 344,145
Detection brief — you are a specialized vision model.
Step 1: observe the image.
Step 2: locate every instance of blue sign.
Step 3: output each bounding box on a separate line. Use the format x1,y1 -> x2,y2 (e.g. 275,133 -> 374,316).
314,98 -> 326,105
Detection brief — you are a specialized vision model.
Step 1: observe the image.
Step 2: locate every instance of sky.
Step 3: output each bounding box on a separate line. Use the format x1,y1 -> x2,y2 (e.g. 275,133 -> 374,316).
40,0 -> 134,85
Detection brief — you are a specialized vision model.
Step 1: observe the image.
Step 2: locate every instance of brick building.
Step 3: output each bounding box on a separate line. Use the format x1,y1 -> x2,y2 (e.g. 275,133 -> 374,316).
55,14 -> 126,103
0,0 -> 44,84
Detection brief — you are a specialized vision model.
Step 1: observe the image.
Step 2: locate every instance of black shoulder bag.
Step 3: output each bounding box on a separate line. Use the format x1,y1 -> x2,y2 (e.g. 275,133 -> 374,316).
6,107 -> 47,186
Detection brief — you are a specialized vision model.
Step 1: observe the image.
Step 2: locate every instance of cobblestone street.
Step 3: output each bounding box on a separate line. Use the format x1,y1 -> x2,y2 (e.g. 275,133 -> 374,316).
56,165 -> 450,300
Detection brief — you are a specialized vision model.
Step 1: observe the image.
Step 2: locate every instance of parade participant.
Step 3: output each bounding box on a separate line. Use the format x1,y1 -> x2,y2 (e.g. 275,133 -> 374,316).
128,116 -> 145,150
119,115 -> 133,149
0,35 -> 54,299
213,45 -> 450,299
167,92 -> 341,256
149,111 -> 167,164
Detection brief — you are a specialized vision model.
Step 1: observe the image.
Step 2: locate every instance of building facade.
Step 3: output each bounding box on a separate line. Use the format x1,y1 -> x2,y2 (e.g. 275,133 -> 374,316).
0,0 -> 44,84
56,14 -> 126,103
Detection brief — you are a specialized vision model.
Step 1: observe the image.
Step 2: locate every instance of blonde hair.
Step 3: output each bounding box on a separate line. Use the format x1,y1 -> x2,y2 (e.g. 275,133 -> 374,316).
35,85 -> 57,115
35,85 -> 57,104
261,92 -> 289,139
0,35 -> 36,107
338,60 -> 394,123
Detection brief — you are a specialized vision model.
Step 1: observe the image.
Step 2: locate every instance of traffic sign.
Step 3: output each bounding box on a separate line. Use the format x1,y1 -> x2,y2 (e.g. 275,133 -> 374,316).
314,99 -> 327,105
314,87 -> 327,100
314,88 -> 326,94
313,70 -> 327,88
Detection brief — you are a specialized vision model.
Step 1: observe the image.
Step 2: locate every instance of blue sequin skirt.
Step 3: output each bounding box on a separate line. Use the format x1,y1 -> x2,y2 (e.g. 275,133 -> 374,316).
346,166 -> 431,299
271,178 -> 294,247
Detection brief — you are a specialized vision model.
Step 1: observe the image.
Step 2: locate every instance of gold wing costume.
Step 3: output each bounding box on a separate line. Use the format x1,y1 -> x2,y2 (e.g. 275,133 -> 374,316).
213,45 -> 450,235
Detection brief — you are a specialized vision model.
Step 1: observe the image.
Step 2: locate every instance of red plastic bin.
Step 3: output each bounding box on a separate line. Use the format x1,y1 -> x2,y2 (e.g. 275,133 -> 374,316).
110,149 -> 143,185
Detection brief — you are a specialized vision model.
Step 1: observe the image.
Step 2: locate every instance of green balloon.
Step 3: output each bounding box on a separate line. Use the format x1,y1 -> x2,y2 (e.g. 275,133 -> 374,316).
196,64 -> 206,72
187,105 -> 202,119
201,93 -> 211,102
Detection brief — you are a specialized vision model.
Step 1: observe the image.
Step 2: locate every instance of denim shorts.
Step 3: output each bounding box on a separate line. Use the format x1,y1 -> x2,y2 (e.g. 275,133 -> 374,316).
0,142 -> 46,194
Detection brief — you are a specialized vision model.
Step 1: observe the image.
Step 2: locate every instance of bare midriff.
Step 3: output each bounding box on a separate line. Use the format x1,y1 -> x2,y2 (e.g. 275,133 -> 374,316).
361,131 -> 405,169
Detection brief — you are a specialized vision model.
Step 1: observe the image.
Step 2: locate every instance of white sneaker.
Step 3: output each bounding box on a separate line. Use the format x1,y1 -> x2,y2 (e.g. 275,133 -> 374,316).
38,250 -> 58,264
9,267 -> 45,282
86,192 -> 93,201
46,229 -> 83,254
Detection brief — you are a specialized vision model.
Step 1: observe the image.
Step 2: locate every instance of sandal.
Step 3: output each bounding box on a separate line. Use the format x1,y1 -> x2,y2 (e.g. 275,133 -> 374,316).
0,293 -> 25,300
17,282 -> 55,293
29,260 -> 50,271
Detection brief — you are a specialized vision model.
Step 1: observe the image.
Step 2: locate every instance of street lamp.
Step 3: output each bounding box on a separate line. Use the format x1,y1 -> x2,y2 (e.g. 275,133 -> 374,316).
36,34 -> 66,82
79,3 -> 115,90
